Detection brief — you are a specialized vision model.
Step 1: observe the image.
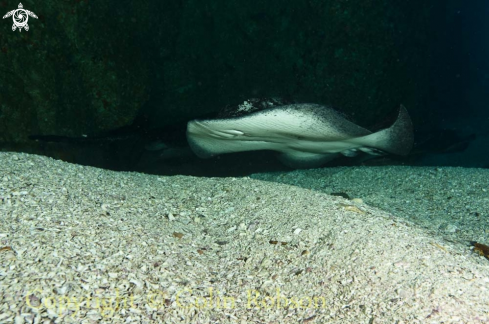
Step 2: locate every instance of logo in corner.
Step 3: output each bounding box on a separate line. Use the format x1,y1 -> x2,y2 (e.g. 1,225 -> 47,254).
3,3 -> 38,32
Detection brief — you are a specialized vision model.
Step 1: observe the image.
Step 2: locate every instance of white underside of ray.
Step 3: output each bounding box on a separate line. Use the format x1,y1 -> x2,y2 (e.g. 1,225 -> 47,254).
186,104 -> 413,168
187,108 -> 371,157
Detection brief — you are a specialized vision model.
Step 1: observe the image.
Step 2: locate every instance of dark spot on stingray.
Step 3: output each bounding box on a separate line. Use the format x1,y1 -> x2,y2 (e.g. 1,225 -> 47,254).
217,98 -> 295,119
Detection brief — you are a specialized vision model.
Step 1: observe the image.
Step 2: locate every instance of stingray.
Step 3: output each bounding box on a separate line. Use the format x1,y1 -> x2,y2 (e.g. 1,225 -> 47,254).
186,99 -> 414,168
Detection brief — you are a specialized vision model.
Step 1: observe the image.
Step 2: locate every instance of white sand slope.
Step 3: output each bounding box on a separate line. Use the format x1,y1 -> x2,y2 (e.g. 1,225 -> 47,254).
252,165 -> 489,245
0,152 -> 488,323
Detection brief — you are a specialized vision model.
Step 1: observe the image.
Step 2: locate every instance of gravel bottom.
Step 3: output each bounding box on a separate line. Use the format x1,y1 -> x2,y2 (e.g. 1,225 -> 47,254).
252,166 -> 489,245
1,152 -> 489,323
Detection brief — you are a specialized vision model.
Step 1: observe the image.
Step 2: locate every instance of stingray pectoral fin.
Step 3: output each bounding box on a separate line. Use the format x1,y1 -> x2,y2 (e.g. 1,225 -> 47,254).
278,151 -> 339,169
186,133 -> 215,158
187,120 -> 249,158
355,105 -> 414,156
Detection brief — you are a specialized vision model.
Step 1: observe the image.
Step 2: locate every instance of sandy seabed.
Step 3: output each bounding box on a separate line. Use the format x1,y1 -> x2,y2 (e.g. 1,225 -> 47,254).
1,152 -> 488,323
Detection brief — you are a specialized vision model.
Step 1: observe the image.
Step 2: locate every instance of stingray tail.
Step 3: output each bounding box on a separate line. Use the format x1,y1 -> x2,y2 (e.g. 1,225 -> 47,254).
356,105 -> 414,156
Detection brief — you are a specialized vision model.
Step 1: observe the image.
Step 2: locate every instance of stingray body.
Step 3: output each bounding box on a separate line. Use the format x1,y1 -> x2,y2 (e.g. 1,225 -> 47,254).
186,99 -> 414,168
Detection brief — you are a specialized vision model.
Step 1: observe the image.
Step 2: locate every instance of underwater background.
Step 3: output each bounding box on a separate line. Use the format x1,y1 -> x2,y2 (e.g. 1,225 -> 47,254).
1,0 -> 487,175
